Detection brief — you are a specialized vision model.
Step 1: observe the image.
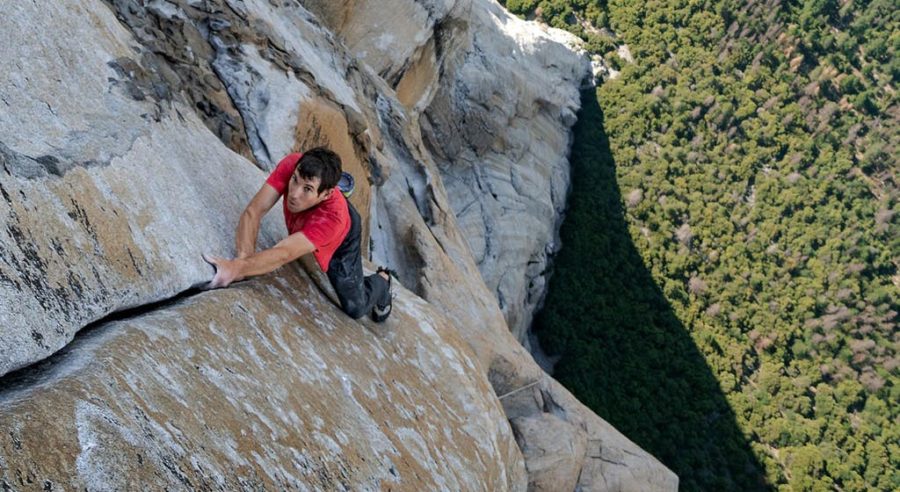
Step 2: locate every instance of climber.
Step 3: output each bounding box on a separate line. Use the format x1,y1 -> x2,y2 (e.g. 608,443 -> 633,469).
203,147 -> 394,322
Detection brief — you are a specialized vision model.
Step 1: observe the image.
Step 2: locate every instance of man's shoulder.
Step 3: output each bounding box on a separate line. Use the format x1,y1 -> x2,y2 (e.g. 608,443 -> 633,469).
298,190 -> 350,246
325,190 -> 349,220
268,153 -> 304,193
307,190 -> 347,220
280,153 -> 303,172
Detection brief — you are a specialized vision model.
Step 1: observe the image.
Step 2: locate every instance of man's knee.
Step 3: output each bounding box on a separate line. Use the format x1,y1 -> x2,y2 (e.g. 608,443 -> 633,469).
341,299 -> 368,319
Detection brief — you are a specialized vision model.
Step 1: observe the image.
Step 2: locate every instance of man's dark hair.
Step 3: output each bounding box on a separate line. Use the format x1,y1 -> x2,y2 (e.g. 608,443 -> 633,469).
296,147 -> 342,194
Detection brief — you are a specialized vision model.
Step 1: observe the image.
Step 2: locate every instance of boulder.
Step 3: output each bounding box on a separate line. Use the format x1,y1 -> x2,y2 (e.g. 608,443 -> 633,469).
511,413 -> 588,492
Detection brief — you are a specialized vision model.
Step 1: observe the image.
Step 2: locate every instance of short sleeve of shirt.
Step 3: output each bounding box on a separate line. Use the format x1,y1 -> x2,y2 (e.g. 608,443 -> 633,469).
265,153 -> 302,194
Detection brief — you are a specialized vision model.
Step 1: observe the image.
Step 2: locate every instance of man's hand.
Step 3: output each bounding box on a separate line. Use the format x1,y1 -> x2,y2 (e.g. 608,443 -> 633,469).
203,233 -> 315,289
203,254 -> 244,289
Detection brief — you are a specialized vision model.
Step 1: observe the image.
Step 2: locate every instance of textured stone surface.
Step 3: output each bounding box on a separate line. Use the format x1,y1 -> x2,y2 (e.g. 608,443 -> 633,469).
0,272 -> 525,490
300,0 -> 461,89
0,1 -> 281,376
306,0 -> 592,347
420,0 -> 591,345
0,0 -> 677,489
502,376 -> 680,491
511,413 -> 587,492
359,40 -> 676,492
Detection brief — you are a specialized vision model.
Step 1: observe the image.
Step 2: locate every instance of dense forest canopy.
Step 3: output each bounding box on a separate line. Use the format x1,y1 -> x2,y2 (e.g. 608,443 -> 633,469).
503,0 -> 899,490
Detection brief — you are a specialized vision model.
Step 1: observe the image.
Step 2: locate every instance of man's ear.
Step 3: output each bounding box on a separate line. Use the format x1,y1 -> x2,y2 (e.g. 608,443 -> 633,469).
320,188 -> 334,200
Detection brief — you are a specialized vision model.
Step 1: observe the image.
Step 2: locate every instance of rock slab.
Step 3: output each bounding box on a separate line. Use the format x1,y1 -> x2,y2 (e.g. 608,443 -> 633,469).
0,272 -> 525,491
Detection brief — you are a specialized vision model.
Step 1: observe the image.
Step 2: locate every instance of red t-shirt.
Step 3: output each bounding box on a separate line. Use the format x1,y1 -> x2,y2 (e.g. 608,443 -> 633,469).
265,153 -> 351,272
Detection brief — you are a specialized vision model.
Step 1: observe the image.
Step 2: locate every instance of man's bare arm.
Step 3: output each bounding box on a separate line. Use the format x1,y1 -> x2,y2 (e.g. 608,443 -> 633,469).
205,232 -> 316,288
236,184 -> 281,258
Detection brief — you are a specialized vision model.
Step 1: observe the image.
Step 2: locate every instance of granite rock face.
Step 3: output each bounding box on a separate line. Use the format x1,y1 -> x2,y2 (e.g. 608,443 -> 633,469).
420,1 -> 591,345
0,272 -> 525,490
512,413 -> 587,492
315,0 -> 591,344
0,0 -> 281,376
0,0 -> 676,490
317,3 -> 676,488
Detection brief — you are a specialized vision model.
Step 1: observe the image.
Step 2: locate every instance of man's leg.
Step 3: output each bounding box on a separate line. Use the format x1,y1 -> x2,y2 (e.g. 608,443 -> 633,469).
327,203 -> 390,319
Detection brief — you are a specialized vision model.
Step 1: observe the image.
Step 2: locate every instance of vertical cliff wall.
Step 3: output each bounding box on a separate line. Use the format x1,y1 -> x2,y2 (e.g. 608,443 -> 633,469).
421,2 -> 589,345
306,0 -> 590,345
0,0 -> 676,490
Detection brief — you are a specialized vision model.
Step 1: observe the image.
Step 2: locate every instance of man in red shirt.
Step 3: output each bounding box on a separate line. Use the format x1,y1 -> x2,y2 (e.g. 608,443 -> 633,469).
203,147 -> 393,322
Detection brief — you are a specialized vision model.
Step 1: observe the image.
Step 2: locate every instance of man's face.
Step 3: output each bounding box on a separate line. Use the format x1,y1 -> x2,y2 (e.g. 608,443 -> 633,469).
286,172 -> 331,213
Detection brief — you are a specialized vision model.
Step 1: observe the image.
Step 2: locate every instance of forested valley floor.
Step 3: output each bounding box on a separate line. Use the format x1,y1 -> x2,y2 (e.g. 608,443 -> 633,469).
505,1 -> 899,490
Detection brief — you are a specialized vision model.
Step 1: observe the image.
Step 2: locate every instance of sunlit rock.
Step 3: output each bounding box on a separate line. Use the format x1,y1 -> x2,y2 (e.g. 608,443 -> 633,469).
0,0 -> 676,490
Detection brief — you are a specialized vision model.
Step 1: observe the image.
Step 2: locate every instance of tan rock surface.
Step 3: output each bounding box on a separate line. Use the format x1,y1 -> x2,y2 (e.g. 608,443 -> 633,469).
511,413 -> 587,492
300,0 -> 463,88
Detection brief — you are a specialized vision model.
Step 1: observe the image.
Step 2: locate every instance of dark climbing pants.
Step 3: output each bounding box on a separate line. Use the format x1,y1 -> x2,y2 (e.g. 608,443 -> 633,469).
326,203 -> 390,319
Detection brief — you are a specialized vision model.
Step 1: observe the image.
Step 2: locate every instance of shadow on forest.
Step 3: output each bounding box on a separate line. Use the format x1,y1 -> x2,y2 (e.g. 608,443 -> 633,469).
534,90 -> 770,491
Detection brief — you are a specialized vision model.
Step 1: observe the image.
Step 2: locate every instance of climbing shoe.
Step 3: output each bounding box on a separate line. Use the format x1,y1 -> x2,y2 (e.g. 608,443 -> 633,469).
372,267 -> 396,322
